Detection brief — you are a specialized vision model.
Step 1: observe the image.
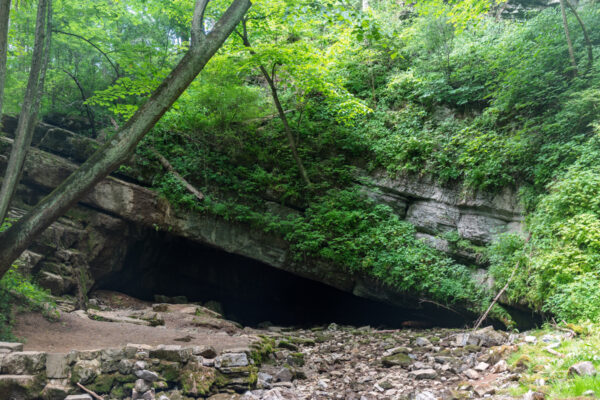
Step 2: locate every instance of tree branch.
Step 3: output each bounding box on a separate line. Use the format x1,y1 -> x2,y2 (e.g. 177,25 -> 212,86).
60,68 -> 96,137
76,383 -> 104,400
473,233 -> 532,330
150,147 -> 204,201
53,30 -> 120,77
191,0 -> 210,47
565,0 -> 593,75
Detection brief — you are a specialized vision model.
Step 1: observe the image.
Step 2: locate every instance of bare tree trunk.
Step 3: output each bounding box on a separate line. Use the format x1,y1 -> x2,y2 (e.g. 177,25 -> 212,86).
62,68 -> 97,137
560,0 -> 578,76
0,0 -> 11,124
260,64 -> 312,186
0,0 -> 51,223
566,0 -> 593,75
0,0 -> 252,276
237,19 -> 311,186
362,0 -> 370,12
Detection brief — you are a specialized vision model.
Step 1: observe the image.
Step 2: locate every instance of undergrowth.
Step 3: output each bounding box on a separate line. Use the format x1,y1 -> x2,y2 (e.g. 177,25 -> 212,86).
0,221 -> 57,340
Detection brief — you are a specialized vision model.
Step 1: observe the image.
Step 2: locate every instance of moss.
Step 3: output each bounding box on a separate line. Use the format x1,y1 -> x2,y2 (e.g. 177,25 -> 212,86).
314,333 -> 332,343
110,384 -> 126,399
289,337 -> 316,346
464,345 -> 482,353
248,365 -> 258,387
250,337 -> 275,365
88,374 -> 116,394
158,361 -> 181,383
277,339 -> 298,351
180,364 -> 216,397
114,373 -> 136,384
214,371 -> 230,388
69,369 -> 81,385
288,352 -> 305,367
382,353 -> 412,368
515,355 -> 531,369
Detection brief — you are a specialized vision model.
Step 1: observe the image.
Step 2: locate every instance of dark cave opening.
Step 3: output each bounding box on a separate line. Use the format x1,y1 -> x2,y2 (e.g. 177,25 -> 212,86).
95,229 -> 471,328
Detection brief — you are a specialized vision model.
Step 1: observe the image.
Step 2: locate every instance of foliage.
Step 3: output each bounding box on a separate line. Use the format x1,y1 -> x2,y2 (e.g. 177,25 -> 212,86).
7,0 -> 600,322
489,149 -> 600,321
0,222 -> 56,340
286,188 -> 488,307
506,323 -> 600,398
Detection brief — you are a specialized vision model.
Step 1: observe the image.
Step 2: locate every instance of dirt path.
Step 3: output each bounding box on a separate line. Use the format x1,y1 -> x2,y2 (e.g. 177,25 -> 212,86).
13,291 -> 256,352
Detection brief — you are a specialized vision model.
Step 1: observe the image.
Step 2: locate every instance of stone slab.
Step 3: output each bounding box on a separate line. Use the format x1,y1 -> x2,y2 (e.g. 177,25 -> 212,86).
46,353 -> 69,378
0,342 -> 24,352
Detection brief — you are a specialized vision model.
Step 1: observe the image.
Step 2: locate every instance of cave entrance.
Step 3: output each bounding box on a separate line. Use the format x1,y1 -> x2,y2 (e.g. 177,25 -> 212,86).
95,229 -> 467,328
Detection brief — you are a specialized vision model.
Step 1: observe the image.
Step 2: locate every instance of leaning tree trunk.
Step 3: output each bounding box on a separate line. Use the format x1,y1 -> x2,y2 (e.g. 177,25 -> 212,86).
0,0 -> 11,124
238,19 -> 311,186
560,0 -> 578,76
0,0 -> 51,223
260,65 -> 312,187
0,0 -> 252,276
566,0 -> 593,75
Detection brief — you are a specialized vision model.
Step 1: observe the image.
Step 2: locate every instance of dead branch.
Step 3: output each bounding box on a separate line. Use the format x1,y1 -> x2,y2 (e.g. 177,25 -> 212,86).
544,342 -> 565,358
419,298 -> 466,317
151,147 -> 204,201
473,233 -> 532,330
76,382 -> 104,400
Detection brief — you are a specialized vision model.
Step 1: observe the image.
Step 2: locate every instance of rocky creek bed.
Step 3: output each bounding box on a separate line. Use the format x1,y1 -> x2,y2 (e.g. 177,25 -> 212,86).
1,292 -> 545,400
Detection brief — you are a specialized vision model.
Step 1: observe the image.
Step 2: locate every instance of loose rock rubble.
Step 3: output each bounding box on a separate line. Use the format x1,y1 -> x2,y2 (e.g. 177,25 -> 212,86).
236,324 -> 524,400
1,296 -> 533,400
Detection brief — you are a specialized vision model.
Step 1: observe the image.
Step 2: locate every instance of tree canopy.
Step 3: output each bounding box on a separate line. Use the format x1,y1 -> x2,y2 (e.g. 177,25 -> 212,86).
2,0 -> 600,325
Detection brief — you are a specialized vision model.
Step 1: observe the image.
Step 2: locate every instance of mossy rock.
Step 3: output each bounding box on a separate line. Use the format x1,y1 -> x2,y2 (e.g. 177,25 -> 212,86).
88,374 -> 116,394
314,333 -> 332,343
158,361 -> 181,383
110,384 -> 127,399
515,355 -> 531,369
250,337 -> 275,365
277,340 -> 299,351
289,337 -> 316,346
287,353 -> 305,367
0,374 -> 45,400
382,353 -> 412,368
180,363 -> 216,397
464,345 -> 482,353
114,373 -> 136,384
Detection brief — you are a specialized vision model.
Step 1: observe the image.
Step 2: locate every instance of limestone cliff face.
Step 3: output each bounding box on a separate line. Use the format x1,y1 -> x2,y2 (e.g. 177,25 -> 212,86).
0,117 -> 524,312
368,173 -> 524,265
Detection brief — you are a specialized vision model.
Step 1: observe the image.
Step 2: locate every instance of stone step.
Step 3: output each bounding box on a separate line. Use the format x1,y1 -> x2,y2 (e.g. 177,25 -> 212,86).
0,342 -> 24,352
0,375 -> 38,398
64,395 -> 93,400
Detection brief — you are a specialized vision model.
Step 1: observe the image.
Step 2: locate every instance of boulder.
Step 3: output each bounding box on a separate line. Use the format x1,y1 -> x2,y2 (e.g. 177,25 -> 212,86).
193,345 -> 218,359
274,367 -> 293,382
568,361 -> 597,377
382,353 -> 412,368
71,359 -> 101,385
215,353 -> 249,370
150,345 -> 192,363
37,271 -> 67,296
408,369 -> 438,380
464,369 -> 480,380
41,382 -> 71,400
1,351 -> 46,375
470,326 -> 507,347
0,375 -> 42,399
135,369 -> 160,382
